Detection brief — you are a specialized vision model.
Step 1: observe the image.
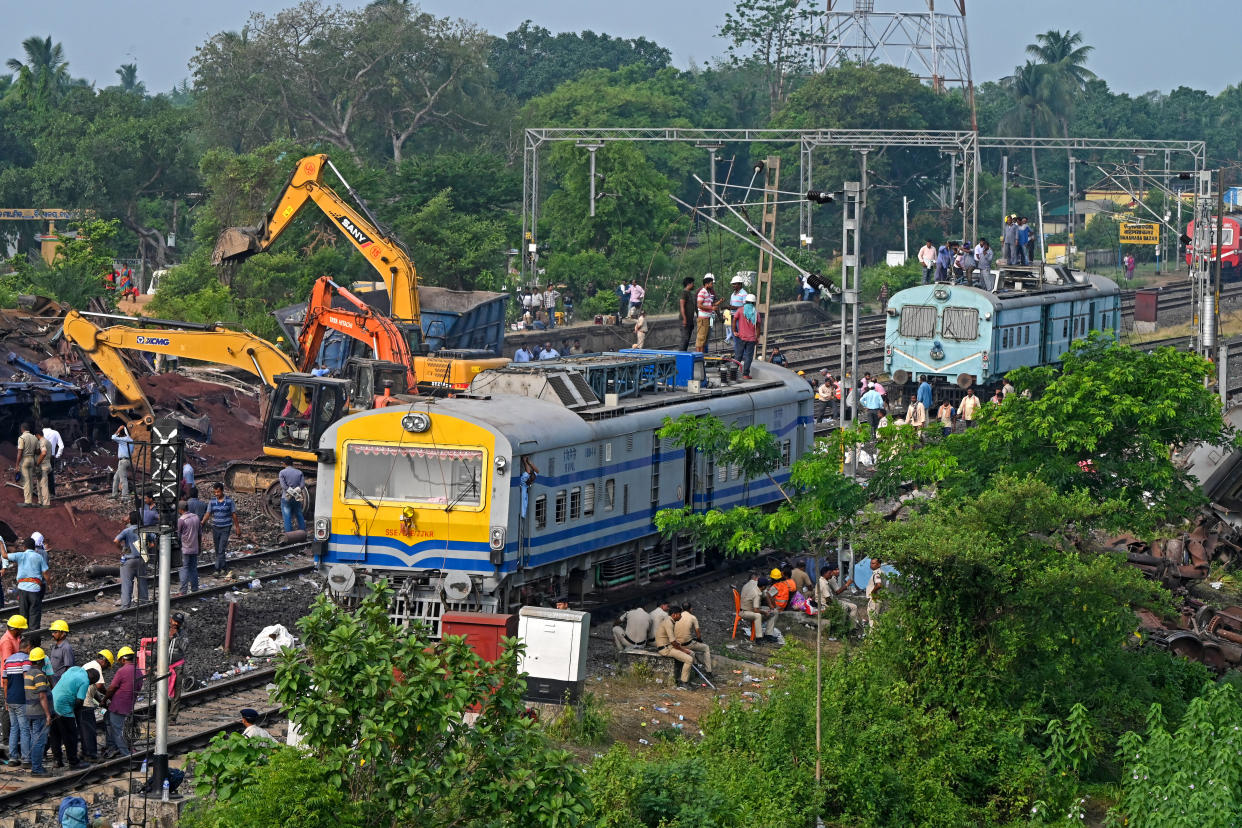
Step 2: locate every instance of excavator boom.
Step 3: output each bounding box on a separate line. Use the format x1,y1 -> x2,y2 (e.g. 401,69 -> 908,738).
212,154 -> 420,325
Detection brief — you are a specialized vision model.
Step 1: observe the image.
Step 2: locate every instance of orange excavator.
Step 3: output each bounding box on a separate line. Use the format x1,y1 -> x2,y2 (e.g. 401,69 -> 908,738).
295,276 -> 506,400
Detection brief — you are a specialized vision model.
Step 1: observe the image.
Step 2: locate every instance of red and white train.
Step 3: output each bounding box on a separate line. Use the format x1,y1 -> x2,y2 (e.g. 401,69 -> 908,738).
1184,216 -> 1242,275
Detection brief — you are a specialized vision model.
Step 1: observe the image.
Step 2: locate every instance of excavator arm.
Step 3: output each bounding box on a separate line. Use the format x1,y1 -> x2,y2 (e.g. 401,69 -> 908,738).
212,154 -> 421,325
62,310 -> 298,390
61,310 -> 155,424
296,277 -> 417,389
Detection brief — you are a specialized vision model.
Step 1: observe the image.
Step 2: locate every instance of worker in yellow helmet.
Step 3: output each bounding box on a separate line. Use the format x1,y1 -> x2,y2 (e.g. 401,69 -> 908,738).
23,647 -> 54,776
0,615 -> 25,758
76,648 -> 114,763
47,620 -> 74,682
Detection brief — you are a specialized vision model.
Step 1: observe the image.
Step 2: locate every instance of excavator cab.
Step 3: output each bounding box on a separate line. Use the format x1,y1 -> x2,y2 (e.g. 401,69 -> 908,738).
343,358 -> 410,410
263,373 -> 352,460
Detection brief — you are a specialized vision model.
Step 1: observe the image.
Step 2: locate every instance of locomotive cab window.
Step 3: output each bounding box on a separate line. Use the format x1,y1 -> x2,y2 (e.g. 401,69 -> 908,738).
940,307 -> 979,341
343,442 -> 484,509
899,305 -> 936,339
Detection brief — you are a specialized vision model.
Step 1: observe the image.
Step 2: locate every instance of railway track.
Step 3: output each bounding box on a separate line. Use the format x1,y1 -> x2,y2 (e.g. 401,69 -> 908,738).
0,667 -> 280,815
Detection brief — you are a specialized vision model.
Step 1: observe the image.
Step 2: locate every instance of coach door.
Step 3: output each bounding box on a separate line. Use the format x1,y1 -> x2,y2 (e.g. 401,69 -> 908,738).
1039,304 -> 1052,364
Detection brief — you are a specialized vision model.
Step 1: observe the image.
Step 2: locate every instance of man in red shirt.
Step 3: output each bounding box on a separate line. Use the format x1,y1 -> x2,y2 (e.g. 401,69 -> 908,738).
694,274 -> 720,353
103,647 -> 142,758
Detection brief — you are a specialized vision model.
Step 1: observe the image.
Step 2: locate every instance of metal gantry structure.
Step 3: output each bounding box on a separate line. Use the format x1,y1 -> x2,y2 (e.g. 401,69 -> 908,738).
522,126 -> 1207,282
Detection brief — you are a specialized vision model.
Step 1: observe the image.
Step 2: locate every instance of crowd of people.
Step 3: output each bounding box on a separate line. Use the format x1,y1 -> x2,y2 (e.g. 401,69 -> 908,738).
613,558 -> 895,687
0,611 -> 190,776
517,286 -> 571,330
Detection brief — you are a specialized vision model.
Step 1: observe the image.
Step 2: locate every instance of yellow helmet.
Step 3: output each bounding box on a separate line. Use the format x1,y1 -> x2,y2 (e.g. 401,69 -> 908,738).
6,614 -> 27,630
49,620 -> 69,633
28,647 -> 46,662
97,649 -> 115,667
116,646 -> 135,660
770,568 -> 783,580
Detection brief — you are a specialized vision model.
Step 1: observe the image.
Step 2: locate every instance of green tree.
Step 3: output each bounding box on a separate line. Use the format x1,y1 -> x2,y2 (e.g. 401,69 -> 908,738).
5,35 -> 72,106
188,582 -> 591,827
489,21 -> 670,102
718,0 -> 814,116
392,189 -> 509,291
1111,681 -> 1242,826
113,63 -> 146,96
1001,61 -> 1059,221
4,218 -> 118,308
933,334 -> 1233,536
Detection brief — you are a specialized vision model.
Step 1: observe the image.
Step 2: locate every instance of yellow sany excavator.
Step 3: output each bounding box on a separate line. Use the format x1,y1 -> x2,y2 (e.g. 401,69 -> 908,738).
212,153 -> 421,327
61,310 -> 354,499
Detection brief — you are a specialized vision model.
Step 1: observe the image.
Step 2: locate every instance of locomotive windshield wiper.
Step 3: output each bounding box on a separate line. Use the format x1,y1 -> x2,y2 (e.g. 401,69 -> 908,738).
344,471 -> 377,510
444,468 -> 478,512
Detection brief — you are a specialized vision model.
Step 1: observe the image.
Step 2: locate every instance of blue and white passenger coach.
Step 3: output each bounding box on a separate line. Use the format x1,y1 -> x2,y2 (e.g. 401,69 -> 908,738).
310,354 -> 812,635
883,266 -> 1121,391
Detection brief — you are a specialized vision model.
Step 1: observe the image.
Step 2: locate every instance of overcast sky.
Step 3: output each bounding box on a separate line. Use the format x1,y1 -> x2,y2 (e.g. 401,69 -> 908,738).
3,0 -> 1232,98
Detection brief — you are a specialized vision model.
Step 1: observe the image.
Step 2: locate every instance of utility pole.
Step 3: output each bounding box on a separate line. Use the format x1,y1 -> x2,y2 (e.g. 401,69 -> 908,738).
579,144 -> 603,218
146,418 -> 183,797
1001,155 -> 1008,226
756,156 -> 781,359
1068,156 -> 1077,267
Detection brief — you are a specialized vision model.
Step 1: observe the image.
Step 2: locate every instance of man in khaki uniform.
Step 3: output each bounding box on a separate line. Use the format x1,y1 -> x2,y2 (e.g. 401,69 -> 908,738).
865,558 -> 887,628
739,572 -> 775,639
790,560 -> 813,595
612,606 -> 650,652
655,606 -> 696,688
16,422 -> 40,507
36,433 -> 52,507
816,565 -> 861,627
672,601 -> 712,675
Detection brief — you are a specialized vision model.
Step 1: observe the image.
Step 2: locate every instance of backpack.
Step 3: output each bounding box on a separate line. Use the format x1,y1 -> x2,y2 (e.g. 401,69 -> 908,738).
58,797 -> 88,828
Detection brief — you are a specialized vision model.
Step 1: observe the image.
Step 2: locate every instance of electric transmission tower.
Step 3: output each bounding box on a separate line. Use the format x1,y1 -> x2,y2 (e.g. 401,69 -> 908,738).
809,0 -> 976,128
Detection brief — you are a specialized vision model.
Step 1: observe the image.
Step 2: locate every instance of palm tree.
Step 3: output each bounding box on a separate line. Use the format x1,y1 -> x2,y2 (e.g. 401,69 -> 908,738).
5,35 -> 71,104
1027,31 -> 1096,250
115,63 -> 146,95
1001,62 -> 1060,230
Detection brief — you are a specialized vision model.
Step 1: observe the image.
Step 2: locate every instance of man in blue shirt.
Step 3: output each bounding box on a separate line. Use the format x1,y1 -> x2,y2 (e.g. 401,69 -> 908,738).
206,483 -> 241,576
110,425 -> 133,500
278,457 -> 306,533
50,664 -> 98,770
181,461 -> 195,497
859,385 -> 887,432
113,512 -> 148,609
3,647 -> 28,766
512,346 -> 531,363
917,376 -> 933,413
935,242 -> 954,282
5,541 -> 49,632
1017,217 -> 1032,265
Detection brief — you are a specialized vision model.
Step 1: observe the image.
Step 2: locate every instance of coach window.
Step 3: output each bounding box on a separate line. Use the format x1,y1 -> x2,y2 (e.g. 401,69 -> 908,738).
583,483 -> 596,516
604,479 -> 616,512
899,305 -> 936,339
534,496 -> 547,529
1062,320 -> 1068,337
554,491 -> 567,524
570,487 -> 581,520
941,307 -> 979,341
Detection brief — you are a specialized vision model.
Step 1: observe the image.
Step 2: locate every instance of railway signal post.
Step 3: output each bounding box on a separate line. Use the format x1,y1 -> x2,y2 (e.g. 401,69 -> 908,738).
147,417 -> 184,796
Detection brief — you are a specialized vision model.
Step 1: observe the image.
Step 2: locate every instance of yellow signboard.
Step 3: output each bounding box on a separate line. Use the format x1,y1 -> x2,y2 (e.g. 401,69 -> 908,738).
0,209 -> 88,220
1120,223 -> 1159,245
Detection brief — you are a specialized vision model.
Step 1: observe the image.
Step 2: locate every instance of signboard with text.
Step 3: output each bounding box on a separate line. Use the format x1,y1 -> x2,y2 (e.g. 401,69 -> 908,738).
1120,223 -> 1159,245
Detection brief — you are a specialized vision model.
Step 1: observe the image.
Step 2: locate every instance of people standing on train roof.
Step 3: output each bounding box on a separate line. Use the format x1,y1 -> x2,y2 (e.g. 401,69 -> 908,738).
976,239 -> 995,288
918,239 -> 937,284
917,376 -> 933,412
1017,218 -> 1032,265
734,294 -> 760,378
695,274 -> 720,353
935,241 -> 953,282
959,387 -> 981,426
726,275 -> 746,346
959,242 -> 976,284
1002,215 -> 1018,265
678,276 -> 696,351
612,606 -> 651,652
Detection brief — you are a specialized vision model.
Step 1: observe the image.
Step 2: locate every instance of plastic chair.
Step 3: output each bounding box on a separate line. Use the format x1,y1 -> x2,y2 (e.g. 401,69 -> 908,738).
731,588 -> 755,641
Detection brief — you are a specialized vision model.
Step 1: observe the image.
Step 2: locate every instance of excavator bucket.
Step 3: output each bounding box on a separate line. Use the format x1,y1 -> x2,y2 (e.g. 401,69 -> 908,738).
211,225 -> 264,265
